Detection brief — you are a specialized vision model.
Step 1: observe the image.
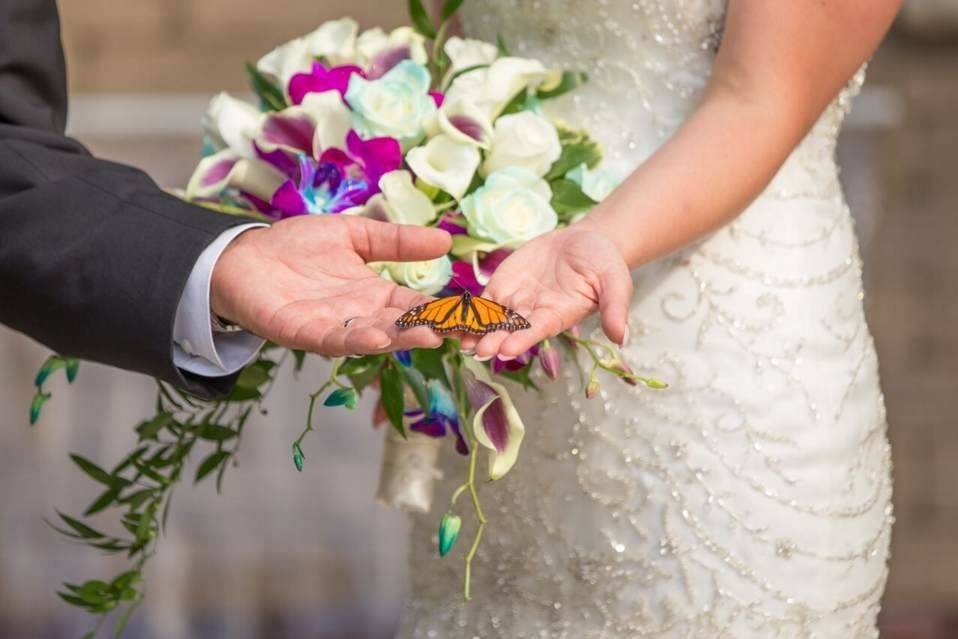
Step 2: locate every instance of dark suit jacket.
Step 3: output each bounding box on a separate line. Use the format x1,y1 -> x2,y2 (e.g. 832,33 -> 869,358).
0,0 -> 252,398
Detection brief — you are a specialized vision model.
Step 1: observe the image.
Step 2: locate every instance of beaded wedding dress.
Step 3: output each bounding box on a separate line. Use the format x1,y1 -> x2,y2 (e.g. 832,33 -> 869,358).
398,1 -> 893,637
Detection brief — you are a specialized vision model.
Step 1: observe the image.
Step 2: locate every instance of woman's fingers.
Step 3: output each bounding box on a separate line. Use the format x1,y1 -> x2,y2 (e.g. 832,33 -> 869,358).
497,307 -> 565,358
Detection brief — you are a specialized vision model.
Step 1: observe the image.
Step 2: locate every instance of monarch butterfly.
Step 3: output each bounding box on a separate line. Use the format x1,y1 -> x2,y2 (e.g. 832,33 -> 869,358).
395,291 -> 531,335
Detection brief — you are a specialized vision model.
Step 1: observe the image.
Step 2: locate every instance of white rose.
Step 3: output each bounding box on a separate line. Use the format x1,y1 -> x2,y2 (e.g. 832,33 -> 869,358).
481,111 -> 561,177
460,166 -> 558,247
256,18 -> 359,87
356,26 -> 428,76
443,36 -> 498,73
385,256 -> 453,295
202,92 -> 263,158
406,134 -> 481,200
345,60 -> 436,146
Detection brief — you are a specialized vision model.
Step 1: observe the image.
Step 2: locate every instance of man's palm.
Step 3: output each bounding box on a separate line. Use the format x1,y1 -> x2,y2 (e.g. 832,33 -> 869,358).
211,215 -> 450,356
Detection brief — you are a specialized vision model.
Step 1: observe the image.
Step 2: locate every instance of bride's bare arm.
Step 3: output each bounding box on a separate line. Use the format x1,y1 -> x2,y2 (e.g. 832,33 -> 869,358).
471,0 -> 902,358
579,0 -> 902,267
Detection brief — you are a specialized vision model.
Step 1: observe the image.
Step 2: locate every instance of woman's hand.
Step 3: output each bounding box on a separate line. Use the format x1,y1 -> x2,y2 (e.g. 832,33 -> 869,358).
466,225 -> 633,359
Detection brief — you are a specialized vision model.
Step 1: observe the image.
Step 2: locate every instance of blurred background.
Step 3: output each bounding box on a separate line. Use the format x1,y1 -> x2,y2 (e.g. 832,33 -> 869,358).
1,1 -> 956,638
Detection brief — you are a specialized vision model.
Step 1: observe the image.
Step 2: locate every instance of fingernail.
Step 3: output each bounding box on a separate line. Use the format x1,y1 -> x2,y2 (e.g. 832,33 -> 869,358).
499,355 -> 516,362
376,340 -> 392,349
473,354 -> 493,362
462,348 -> 475,355
620,326 -> 630,347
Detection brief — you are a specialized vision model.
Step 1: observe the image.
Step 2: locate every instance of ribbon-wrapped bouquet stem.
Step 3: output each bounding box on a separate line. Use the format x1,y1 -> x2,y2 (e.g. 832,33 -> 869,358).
28,1 -> 665,634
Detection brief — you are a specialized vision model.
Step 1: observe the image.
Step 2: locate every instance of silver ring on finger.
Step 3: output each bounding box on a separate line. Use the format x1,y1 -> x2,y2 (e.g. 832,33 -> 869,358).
343,316 -> 360,328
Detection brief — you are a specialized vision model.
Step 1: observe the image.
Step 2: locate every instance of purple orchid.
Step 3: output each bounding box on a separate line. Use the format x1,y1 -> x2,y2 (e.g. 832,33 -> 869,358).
288,62 -> 365,105
449,247 -> 513,296
250,130 -> 401,218
408,380 -> 468,455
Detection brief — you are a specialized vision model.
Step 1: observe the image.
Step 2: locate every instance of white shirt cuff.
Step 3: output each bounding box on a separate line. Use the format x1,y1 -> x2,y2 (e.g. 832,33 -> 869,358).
173,223 -> 268,378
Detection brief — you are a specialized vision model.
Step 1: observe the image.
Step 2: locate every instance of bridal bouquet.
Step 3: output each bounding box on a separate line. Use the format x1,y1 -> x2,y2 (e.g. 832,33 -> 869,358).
29,1 -> 663,634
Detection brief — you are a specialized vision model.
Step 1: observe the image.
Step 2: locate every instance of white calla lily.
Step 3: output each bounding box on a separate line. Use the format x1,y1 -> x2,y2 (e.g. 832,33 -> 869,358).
406,134 -> 480,200
446,56 -> 559,119
461,357 -> 526,481
202,92 -> 263,158
377,170 -> 437,225
299,90 -> 352,153
437,98 -> 494,149
256,18 -> 359,88
356,26 -> 428,76
186,149 -> 285,200
443,36 -> 498,74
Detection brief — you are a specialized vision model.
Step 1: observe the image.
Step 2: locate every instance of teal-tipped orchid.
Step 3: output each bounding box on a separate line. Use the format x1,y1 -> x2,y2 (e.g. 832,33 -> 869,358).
461,357 -> 526,481
324,387 -> 358,409
30,391 -> 51,426
438,512 -> 462,557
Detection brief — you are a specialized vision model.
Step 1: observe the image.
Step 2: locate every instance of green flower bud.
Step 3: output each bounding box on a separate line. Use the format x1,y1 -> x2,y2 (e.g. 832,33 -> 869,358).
438,512 -> 462,557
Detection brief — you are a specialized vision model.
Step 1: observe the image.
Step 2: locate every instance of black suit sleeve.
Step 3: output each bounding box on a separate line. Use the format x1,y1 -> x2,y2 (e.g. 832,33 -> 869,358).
0,0 -> 254,399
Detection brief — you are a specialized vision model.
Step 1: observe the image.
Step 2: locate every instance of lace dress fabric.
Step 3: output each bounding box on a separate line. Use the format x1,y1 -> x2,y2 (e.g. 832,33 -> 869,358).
398,1 -> 892,637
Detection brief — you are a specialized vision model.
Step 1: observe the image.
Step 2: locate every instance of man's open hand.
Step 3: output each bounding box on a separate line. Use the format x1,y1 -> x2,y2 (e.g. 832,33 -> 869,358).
210,215 -> 451,357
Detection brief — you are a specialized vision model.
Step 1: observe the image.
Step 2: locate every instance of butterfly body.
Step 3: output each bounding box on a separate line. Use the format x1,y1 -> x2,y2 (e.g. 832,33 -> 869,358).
396,291 -> 531,335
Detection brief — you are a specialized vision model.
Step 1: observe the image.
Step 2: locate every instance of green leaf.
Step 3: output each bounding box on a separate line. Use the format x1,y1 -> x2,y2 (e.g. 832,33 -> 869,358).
538,69 -> 588,100
29,391 -> 51,425
56,511 -> 105,539
77,579 -> 111,605
292,442 -> 305,472
110,570 -> 142,592
236,363 -> 270,390
496,33 -> 511,57
134,509 -> 154,542
323,387 -> 358,409
292,349 -> 307,372
546,138 -> 603,181
198,424 -> 238,442
225,384 -> 261,402
339,356 -> 386,393
70,454 -> 117,486
195,450 -> 230,484
379,364 -> 406,438
34,355 -> 65,387
84,486 -> 121,516
441,0 -> 465,21
396,364 -> 430,414
58,590 -> 89,608
549,178 -> 597,218
121,488 -> 156,511
244,62 -> 286,112
136,412 -> 173,441
114,600 -> 141,638
65,358 -> 80,383
411,348 -> 449,385
408,0 -> 437,38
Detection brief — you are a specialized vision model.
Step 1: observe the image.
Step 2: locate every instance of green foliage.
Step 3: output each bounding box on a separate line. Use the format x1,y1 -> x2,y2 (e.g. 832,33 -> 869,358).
41,350 -> 283,637
441,0 -> 465,21
496,33 -> 511,57
323,387 -> 358,409
244,62 -> 287,112
546,133 -> 603,181
538,70 -> 588,100
379,363 -> 406,437
408,0 -> 437,38
549,178 -> 597,218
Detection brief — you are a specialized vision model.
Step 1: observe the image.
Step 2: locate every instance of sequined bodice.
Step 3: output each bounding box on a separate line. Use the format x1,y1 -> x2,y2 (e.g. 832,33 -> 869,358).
400,3 -> 891,638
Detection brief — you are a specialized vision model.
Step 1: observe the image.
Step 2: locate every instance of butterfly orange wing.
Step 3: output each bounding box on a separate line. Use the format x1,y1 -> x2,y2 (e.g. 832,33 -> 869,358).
396,294 -> 530,335
395,295 -> 464,330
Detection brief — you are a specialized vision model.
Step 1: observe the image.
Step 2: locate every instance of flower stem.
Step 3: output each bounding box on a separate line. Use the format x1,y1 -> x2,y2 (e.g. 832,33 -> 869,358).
463,433 -> 487,601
